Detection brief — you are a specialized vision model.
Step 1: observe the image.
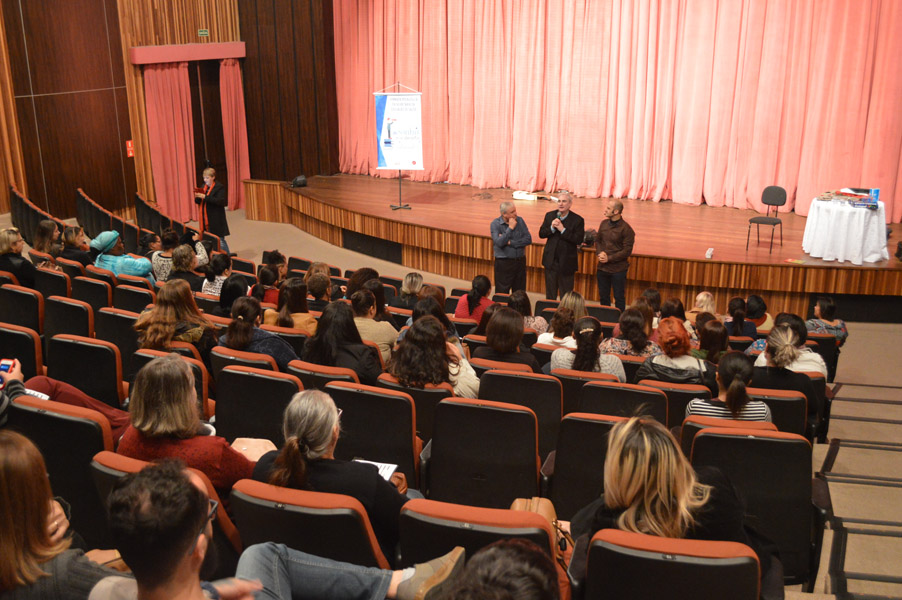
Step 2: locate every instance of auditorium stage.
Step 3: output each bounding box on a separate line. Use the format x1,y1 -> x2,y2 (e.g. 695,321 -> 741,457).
244,175 -> 901,319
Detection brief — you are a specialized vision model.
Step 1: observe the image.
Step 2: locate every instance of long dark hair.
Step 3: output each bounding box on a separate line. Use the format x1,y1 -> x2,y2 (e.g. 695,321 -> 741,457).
346,267 -> 379,297
618,307 -> 649,352
388,316 -> 455,387
225,296 -> 262,350
486,307 -> 524,354
727,297 -> 747,336
203,253 -> 231,283
473,303 -> 500,336
717,351 -> 754,418
363,278 -> 391,322
466,275 -> 491,314
276,278 -> 309,327
508,290 -> 533,317
660,298 -> 687,321
412,297 -> 453,331
252,265 -> 279,300
218,274 -> 249,313
572,317 -> 603,372
697,320 -> 729,364
302,302 -> 363,366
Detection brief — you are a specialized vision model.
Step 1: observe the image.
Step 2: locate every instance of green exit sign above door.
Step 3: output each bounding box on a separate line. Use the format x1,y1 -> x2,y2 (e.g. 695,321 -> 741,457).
198,29 -> 209,37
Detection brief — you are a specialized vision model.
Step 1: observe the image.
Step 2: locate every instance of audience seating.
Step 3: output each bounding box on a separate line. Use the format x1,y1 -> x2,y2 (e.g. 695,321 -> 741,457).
375,373 -> 452,442
491,292 -> 510,304
478,370 -> 562,459
578,381 -> 668,425
585,303 -> 620,323
86,265 -> 118,288
449,316 -> 478,338
230,256 -> 256,274
27,248 -> 54,267
286,256 -> 312,272
800,371 -> 828,442
287,359 -> 360,391
94,308 -> 141,381
112,284 -> 155,313
385,306 -> 412,330
379,275 -> 403,292
461,334 -> 487,356
424,398 -> 539,508
46,334 -> 127,408
540,307 -> 557,323
116,273 -> 154,291
535,299 -> 560,315
0,284 -> 44,333
638,380 -> 711,429
8,396 -> 113,549
450,287 -> 469,298
0,322 -> 43,379
230,480 -> 391,569
326,381 -> 420,485
34,268 -> 71,299
690,428 -> 818,585
361,340 -> 386,370
0,269 -> 19,286
205,313 -> 232,334
679,415 -> 777,457
234,271 -> 258,286
522,328 -> 538,347
55,257 -> 86,279
443,296 -> 460,314
728,336 -> 755,351
132,349 -> 212,419
44,297 -> 94,358
167,340 -> 203,362
71,276 -> 112,313
550,369 -> 618,415
469,357 -> 532,378
747,388 -> 808,436
398,498 -> 557,570
194,292 -> 220,313
542,413 -> 627,521
806,332 -> 839,383
214,366 -> 302,444
209,346 -> 278,380
582,529 -> 760,600
259,324 -> 307,357
599,321 -> 617,339
615,353 -> 645,382
530,342 -> 563,367
90,451 -> 240,580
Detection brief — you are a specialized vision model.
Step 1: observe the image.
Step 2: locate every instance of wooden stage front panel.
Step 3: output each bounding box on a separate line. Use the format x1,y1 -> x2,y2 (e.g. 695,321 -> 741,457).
244,175 -> 901,318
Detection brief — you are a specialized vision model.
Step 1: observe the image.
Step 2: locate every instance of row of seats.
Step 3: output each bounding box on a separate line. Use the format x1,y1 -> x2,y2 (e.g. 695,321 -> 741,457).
131,190 -> 223,251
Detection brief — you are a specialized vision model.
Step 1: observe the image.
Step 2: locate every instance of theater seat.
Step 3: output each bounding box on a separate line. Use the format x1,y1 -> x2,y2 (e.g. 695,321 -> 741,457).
0,322 -> 44,379
46,334 -> 127,408
375,373 -> 452,442
214,366 -> 302,444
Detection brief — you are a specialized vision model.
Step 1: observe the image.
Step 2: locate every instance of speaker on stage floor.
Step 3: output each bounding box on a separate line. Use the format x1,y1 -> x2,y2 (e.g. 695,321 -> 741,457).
290,175 -> 307,188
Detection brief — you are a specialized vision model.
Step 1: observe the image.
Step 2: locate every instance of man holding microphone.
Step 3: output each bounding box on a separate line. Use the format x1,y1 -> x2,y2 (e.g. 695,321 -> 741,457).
539,191 -> 585,299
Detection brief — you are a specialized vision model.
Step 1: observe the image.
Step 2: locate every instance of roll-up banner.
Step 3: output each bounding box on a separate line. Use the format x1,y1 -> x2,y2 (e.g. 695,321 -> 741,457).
374,92 -> 423,170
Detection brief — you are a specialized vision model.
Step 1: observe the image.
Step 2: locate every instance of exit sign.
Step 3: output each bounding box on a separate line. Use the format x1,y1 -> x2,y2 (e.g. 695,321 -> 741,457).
198,28 -> 209,37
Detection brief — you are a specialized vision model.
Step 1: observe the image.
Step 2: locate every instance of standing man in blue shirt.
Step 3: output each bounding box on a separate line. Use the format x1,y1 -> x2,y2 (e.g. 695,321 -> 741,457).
491,201 -> 533,294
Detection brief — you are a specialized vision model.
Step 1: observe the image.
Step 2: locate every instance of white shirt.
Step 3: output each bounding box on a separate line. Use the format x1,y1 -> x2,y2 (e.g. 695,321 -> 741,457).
753,346 -> 827,377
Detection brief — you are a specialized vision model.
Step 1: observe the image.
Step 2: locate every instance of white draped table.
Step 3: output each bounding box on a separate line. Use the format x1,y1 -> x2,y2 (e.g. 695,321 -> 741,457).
802,200 -> 889,265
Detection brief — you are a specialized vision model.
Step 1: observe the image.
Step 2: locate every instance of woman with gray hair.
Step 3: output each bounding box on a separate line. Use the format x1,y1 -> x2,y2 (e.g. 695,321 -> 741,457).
252,390 -> 410,561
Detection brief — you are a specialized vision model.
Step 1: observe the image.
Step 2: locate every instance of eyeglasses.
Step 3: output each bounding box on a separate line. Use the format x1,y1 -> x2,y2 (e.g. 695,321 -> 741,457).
3,227 -> 18,233
205,498 -> 218,523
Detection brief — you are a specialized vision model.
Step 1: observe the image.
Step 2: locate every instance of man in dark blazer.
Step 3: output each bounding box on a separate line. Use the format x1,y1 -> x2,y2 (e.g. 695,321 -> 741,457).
539,191 -> 585,299
194,167 -> 231,253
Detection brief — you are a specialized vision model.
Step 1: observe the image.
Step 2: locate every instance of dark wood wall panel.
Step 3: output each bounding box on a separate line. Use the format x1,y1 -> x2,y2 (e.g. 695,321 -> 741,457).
239,0 -> 339,181
189,60 -> 227,186
1,0 -> 136,218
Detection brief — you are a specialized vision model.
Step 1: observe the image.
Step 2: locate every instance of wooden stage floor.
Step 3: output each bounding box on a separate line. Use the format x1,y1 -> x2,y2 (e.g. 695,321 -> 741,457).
244,174 -> 901,317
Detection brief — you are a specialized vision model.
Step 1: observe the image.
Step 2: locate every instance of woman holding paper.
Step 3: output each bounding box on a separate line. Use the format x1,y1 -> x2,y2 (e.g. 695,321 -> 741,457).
252,390 -> 410,563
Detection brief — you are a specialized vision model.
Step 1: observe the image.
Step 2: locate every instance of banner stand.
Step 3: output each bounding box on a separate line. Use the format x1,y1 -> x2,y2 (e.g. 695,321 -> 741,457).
374,83 -> 422,211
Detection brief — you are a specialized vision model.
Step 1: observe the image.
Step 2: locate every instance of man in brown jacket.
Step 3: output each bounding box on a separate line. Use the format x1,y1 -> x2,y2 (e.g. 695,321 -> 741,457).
595,199 -> 635,311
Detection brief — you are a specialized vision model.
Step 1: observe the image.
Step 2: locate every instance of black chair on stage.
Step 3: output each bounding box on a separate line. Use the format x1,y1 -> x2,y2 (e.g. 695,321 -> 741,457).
746,185 -> 786,253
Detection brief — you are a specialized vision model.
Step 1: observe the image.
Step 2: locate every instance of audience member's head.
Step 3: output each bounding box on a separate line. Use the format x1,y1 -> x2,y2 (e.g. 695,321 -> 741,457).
549,307 -> 575,339
640,288 -> 662,315
303,302 -> 363,366
465,275 -> 492,315
656,317 -> 691,359
400,272 -> 423,299
32,220 -> 59,255
572,316 -> 603,372
134,279 -> 211,350
350,289 -> 377,318
268,390 -> 340,489
218,274 -> 249,314
617,307 -> 650,352
441,539 -> 560,600
508,290 -> 533,318
418,284 -> 446,307
62,226 -> 87,250
130,354 -> 199,439
266,250 -> 287,280
90,231 -> 124,256
0,228 -> 22,255
726,297 -> 747,337
412,296 -> 453,331
275,278 -> 309,327
203,253 -> 231,283
694,311 -> 717,332
765,325 -> 800,369
630,299 -> 655,336
346,267 -> 379,297
716,351 -> 755,419
559,291 -> 587,321
362,278 -> 390,320
172,245 -> 197,274
304,262 -> 332,286
692,291 -> 716,314
225,297 -> 263,351
138,232 -> 160,255
107,460 -> 211,587
389,316 -> 455,388
0,430 -> 71,592
306,273 -> 331,302
660,298 -> 687,322
745,294 -> 768,320
486,307 -> 524,354
160,229 -> 180,252
473,303 -> 500,336
814,296 -> 837,321
773,312 -> 807,345
697,319 -> 728,364
604,417 -> 710,538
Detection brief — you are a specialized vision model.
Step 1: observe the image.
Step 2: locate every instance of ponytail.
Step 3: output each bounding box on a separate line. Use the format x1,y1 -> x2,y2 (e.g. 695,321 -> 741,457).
268,436 -> 309,489
724,376 -> 750,419
717,351 -> 754,418
466,275 -> 491,314
225,297 -> 261,350
571,317 -> 602,372
727,297 -> 746,336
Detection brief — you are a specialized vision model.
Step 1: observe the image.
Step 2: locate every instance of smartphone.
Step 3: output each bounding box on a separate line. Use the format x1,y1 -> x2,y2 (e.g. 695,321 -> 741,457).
0,358 -> 13,390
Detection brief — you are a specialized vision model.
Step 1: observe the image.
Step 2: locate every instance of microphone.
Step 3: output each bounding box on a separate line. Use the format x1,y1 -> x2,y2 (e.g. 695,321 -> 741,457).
556,211 -> 562,220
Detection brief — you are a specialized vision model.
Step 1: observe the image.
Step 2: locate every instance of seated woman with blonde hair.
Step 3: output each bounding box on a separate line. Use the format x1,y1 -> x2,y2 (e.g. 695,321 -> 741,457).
686,291 -> 717,324
569,417 -> 783,597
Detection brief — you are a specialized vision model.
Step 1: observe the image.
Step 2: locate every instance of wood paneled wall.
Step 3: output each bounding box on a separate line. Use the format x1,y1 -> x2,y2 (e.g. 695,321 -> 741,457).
238,0 -> 339,181
245,180 -> 902,318
117,0 -> 241,206
0,4 -> 24,214
1,0 -> 135,218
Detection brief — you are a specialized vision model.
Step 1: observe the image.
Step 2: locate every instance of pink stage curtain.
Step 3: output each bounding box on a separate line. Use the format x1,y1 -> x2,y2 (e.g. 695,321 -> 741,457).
333,0 -> 902,223
143,62 -> 196,223
220,58 -> 251,210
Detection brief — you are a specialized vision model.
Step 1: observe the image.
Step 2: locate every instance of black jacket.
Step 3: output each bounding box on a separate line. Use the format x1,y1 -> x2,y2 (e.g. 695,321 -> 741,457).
195,182 -> 230,237
0,252 -> 38,288
539,209 -> 585,274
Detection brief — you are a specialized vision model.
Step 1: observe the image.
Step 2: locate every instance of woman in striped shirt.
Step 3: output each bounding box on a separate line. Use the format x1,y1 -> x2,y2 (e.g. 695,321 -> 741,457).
685,351 -> 771,422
